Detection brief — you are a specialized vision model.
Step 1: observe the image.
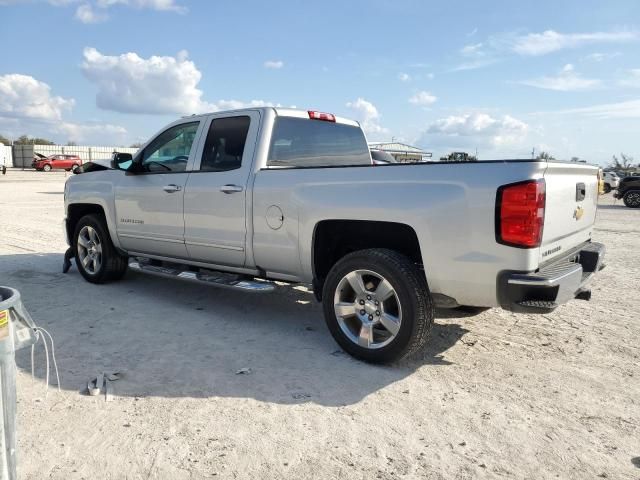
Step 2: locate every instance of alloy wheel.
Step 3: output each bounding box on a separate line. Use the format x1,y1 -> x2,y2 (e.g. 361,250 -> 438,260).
77,225 -> 102,275
333,269 -> 402,349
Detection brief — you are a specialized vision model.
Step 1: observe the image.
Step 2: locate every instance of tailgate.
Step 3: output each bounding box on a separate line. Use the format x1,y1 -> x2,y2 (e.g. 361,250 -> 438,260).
540,162 -> 599,264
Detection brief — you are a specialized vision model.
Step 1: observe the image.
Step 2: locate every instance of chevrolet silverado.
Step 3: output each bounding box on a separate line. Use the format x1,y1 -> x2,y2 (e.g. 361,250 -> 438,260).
63,107 -> 605,362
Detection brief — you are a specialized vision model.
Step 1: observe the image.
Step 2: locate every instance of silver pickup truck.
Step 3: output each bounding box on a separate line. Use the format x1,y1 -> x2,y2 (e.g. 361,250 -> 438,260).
63,107 -> 605,363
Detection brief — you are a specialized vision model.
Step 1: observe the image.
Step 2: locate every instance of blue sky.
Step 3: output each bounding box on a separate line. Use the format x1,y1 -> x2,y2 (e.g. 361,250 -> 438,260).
1,0 -> 640,164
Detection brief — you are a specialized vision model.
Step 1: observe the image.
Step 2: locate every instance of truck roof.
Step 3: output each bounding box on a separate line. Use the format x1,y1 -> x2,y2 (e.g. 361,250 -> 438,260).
182,107 -> 360,127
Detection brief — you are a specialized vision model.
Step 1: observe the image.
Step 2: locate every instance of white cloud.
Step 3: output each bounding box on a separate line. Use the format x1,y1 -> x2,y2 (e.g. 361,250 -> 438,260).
75,3 -> 108,22
345,98 -> 388,137
398,72 -> 411,82
1,0 -> 187,21
82,48 -> 284,116
0,74 -> 74,120
48,0 -> 79,5
452,41 -> 499,71
263,60 -> 284,69
421,112 -> 528,149
451,58 -> 499,72
460,43 -> 484,56
511,30 -> 639,56
82,47 -> 215,114
618,69 -> 640,88
95,0 -> 186,12
213,99 -> 277,110
584,52 -> 621,62
551,99 -> 640,119
519,64 -> 601,91
409,91 -> 437,106
0,73 -> 129,145
56,121 -> 128,144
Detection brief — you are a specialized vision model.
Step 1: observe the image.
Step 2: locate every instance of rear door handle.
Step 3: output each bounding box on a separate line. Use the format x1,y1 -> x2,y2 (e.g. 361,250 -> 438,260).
220,184 -> 244,194
162,184 -> 182,193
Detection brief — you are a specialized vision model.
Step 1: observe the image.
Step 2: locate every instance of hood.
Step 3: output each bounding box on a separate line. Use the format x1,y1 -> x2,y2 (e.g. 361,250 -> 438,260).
76,159 -> 113,173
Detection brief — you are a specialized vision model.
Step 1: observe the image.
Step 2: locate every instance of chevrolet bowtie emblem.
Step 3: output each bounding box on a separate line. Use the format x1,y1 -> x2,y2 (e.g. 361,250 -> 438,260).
574,206 -> 584,220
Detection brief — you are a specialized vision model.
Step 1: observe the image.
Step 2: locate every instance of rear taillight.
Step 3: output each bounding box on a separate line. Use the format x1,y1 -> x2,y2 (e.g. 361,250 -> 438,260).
496,179 -> 545,248
308,110 -> 336,122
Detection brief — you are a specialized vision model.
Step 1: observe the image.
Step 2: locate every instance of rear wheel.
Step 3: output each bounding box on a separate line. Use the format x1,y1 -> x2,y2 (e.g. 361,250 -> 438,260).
43,164 -> 51,172
623,190 -> 640,208
322,248 -> 433,363
73,214 -> 128,283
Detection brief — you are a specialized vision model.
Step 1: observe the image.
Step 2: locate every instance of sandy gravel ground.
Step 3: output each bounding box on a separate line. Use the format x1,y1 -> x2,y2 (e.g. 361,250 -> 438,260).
1,170 -> 638,479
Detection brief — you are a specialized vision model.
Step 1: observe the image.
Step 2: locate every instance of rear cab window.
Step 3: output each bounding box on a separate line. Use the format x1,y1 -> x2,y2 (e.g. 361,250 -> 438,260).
267,117 -> 371,168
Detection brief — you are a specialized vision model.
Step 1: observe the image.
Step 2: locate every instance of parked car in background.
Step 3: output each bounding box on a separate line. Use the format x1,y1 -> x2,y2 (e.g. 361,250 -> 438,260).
33,154 -> 82,172
614,175 -> 640,208
370,149 -> 397,165
602,171 -> 620,193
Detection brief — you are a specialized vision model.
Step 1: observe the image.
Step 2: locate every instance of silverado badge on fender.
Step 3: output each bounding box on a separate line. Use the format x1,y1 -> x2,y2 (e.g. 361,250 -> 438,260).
573,206 -> 584,220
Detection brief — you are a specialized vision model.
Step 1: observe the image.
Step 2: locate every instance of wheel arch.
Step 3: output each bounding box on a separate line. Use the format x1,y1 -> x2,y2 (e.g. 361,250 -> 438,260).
66,203 -> 122,251
311,219 -> 424,300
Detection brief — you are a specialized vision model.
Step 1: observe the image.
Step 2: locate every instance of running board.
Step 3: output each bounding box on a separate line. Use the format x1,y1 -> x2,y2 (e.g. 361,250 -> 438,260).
128,260 -> 275,293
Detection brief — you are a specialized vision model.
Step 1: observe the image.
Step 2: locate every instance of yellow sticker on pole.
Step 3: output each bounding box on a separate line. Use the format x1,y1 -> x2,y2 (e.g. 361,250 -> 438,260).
0,310 -> 8,340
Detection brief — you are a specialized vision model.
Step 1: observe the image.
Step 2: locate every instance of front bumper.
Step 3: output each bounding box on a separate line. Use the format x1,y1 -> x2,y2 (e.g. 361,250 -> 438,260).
497,242 -> 605,313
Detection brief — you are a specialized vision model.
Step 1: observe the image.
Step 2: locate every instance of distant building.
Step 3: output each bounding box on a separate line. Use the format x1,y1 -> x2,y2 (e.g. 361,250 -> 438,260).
368,142 -> 432,163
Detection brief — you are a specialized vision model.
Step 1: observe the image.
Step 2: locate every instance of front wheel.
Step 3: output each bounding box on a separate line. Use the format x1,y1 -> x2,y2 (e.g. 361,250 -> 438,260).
43,164 -> 51,172
603,184 -> 612,194
623,190 -> 640,208
73,214 -> 128,283
322,248 -> 434,363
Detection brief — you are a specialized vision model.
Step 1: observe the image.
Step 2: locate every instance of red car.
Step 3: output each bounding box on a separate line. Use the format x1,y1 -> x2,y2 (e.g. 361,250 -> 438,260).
33,154 -> 82,172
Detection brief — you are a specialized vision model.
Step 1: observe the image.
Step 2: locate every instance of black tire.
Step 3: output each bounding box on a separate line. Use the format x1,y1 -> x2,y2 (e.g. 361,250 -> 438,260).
603,184 -> 611,194
71,164 -> 80,173
623,190 -> 640,208
43,164 -> 51,172
73,214 -> 128,283
322,248 -> 434,363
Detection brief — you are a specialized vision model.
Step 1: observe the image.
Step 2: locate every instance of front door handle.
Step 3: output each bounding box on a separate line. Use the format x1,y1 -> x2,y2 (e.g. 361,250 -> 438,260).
220,184 -> 244,194
163,184 -> 182,193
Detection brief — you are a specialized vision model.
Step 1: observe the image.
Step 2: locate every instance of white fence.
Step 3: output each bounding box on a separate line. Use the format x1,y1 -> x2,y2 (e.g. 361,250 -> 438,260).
0,145 -> 11,167
11,144 -> 139,168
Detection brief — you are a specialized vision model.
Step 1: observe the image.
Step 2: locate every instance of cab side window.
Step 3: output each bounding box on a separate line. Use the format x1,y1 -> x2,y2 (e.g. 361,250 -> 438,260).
142,122 -> 199,173
200,116 -> 251,172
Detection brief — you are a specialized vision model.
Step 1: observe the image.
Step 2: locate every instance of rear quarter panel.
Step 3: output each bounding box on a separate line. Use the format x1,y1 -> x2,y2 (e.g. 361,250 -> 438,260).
252,161 -> 548,307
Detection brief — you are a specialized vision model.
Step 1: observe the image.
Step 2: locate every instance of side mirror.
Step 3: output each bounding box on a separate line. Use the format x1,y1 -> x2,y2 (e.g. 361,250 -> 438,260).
111,152 -> 133,171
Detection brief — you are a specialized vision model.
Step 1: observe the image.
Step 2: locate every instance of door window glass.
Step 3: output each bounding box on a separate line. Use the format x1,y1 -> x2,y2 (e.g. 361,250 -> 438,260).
200,116 -> 251,172
142,122 -> 200,172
